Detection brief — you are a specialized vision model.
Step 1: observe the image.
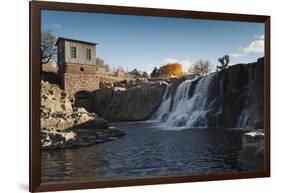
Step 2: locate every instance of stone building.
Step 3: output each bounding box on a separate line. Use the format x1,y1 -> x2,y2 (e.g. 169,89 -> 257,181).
116,68 -> 126,78
55,37 -> 125,111
56,37 -> 100,96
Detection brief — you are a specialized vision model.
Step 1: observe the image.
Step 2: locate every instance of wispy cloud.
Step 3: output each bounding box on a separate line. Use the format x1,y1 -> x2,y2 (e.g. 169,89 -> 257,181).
230,34 -> 264,60
254,34 -> 264,40
229,53 -> 246,59
49,24 -> 62,29
164,58 -> 192,72
242,39 -> 264,54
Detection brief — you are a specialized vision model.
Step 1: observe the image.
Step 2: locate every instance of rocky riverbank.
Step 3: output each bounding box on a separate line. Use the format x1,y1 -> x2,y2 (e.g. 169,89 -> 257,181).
40,81 -> 125,150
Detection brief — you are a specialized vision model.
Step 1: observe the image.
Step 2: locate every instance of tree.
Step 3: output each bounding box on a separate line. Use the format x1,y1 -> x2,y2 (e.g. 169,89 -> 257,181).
96,57 -> 110,72
159,63 -> 182,77
150,67 -> 160,77
129,68 -> 141,77
189,60 -> 210,76
41,30 -> 57,64
142,71 -> 149,78
217,54 -> 230,71
96,57 -> 106,67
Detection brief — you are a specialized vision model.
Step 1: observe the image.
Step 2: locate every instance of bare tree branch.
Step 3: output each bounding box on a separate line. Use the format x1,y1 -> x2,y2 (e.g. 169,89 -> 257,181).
41,30 -> 57,64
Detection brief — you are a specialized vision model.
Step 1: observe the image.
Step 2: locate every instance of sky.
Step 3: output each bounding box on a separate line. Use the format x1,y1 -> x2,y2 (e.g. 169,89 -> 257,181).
41,10 -> 264,73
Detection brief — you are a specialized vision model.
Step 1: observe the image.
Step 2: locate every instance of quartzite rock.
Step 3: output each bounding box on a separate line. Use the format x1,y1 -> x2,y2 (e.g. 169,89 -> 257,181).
40,80 -> 125,150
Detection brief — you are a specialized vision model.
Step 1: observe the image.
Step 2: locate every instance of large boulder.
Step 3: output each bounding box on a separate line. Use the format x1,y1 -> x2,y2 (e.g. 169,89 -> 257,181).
40,107 -> 101,131
40,80 -> 125,150
41,81 -> 73,113
40,123 -> 125,150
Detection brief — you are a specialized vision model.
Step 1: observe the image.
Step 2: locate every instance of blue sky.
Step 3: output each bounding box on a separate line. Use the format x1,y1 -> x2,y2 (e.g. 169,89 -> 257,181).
41,10 -> 264,73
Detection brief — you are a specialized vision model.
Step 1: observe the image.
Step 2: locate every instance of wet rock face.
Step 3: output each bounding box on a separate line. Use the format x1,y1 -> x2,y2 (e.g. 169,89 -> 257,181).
247,58 -> 264,128
217,57 -> 264,128
92,82 -> 167,121
217,63 -> 250,127
90,87 -> 114,117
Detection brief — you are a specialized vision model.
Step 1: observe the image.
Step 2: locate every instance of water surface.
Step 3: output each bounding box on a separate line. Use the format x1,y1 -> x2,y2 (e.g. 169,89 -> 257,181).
41,121 -> 245,184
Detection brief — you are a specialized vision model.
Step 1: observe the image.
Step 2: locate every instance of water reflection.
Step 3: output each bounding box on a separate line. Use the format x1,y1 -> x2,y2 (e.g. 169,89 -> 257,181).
41,122 -> 245,184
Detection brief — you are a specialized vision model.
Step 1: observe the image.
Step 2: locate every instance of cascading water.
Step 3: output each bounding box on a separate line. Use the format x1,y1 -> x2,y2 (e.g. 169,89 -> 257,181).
154,73 -> 219,129
154,84 -> 172,122
152,59 -> 264,130
237,83 -> 252,129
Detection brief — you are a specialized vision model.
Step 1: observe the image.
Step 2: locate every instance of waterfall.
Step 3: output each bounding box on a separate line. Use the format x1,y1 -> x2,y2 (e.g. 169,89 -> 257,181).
237,84 -> 252,129
152,59 -> 264,130
237,109 -> 250,129
154,73 -> 218,129
154,84 -> 172,122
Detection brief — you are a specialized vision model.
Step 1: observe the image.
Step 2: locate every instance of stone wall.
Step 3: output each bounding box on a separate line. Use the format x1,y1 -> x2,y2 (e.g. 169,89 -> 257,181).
60,63 -> 97,75
96,66 -> 109,75
63,73 -> 99,96
116,69 -> 126,78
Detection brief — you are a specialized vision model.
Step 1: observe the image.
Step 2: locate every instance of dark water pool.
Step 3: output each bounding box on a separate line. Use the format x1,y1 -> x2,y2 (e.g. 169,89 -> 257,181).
41,121 -> 246,184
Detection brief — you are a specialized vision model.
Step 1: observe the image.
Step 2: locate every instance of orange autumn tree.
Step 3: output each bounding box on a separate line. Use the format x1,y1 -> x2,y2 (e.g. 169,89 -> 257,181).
159,63 -> 182,77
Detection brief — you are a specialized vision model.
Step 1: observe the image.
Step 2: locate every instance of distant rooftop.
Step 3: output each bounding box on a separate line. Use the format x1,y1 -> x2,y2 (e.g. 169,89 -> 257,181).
55,37 -> 98,46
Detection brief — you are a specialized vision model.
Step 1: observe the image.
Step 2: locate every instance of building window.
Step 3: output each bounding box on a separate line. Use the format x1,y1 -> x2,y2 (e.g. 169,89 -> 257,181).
71,46 -> 76,58
86,49 -> 91,60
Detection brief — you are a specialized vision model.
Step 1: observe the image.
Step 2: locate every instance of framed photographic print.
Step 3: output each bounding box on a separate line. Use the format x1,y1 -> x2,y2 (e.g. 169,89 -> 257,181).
30,1 -> 270,192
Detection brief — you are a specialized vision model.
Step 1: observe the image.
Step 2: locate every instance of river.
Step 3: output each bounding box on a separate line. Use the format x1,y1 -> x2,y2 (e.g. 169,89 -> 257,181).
41,121 -> 245,184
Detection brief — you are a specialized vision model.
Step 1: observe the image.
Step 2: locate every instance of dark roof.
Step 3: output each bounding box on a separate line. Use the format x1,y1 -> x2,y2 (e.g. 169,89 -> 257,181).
55,37 -> 98,46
